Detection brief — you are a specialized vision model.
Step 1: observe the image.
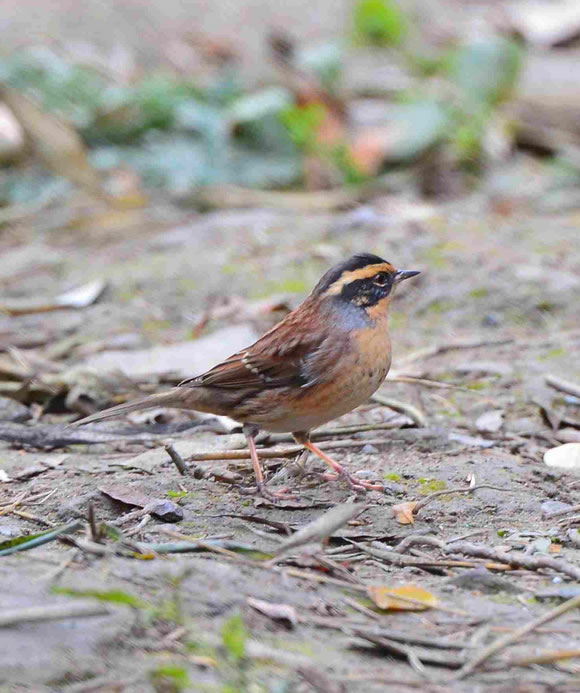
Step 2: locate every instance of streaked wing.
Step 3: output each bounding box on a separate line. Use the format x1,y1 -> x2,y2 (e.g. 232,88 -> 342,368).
179,319 -> 340,390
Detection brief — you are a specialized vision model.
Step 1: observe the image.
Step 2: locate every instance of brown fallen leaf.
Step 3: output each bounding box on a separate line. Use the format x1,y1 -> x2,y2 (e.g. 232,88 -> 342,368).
392,501 -> 417,525
0,279 -> 107,316
99,485 -> 183,523
367,584 -> 439,611
1,85 -> 103,196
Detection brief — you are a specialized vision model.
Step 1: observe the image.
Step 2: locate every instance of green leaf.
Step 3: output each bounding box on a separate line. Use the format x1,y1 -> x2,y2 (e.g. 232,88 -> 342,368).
446,36 -> 523,107
52,587 -> 148,609
353,0 -> 408,47
0,520 -> 82,557
279,103 -> 326,151
228,87 -> 292,124
297,42 -> 343,94
150,665 -> 191,691
221,613 -> 246,661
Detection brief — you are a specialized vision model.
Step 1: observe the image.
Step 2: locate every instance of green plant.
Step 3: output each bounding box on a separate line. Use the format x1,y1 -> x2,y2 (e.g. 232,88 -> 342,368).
353,0 -> 408,46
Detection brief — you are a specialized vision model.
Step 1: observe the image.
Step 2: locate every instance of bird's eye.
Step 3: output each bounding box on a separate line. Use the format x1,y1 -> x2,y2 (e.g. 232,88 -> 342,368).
373,272 -> 389,287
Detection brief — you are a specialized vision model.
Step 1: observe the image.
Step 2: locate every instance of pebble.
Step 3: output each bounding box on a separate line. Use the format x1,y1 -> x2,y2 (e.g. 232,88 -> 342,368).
360,444 -> 379,455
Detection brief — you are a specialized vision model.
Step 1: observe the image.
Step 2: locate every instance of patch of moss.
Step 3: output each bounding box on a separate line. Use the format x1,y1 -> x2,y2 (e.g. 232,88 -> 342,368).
425,299 -> 454,314
417,478 -> 447,494
538,347 -> 565,361
384,472 -> 402,482
467,381 -> 489,391
469,287 -> 489,299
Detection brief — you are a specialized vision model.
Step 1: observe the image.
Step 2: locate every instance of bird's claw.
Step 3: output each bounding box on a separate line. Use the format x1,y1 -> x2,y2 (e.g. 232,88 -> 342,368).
320,469 -> 384,494
240,482 -> 298,502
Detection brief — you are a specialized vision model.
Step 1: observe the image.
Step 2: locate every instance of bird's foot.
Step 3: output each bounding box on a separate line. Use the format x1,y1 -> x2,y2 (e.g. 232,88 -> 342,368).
241,482 -> 298,502
321,469 -> 384,494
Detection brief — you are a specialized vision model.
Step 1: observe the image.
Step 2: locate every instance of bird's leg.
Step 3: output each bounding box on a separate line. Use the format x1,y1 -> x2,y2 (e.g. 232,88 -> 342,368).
293,431 -> 384,493
243,424 -> 296,500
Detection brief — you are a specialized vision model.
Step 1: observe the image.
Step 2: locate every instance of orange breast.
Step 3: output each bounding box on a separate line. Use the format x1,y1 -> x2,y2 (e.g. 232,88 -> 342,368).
242,323 -> 392,433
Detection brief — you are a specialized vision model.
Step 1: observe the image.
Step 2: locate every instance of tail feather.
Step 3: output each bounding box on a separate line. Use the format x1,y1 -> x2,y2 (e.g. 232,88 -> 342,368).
74,389 -> 184,426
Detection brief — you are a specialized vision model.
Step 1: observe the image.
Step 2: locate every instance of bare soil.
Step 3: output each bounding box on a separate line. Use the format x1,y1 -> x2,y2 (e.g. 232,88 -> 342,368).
1,154 -> 580,692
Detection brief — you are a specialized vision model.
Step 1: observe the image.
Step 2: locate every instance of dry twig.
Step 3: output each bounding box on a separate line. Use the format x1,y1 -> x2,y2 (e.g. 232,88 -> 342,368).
456,593 -> 580,679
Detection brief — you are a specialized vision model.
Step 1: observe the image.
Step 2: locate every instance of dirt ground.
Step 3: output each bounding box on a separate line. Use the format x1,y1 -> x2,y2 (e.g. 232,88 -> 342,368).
1,151 -> 580,693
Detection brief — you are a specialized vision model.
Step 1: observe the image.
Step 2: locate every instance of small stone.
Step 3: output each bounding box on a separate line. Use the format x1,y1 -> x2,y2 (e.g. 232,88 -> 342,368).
0,397 -> 30,423
541,500 -> 573,518
147,500 -> 184,523
361,444 -> 379,454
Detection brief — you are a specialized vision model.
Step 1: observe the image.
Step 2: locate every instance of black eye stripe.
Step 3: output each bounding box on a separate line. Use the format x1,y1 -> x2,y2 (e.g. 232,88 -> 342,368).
338,274 -> 393,306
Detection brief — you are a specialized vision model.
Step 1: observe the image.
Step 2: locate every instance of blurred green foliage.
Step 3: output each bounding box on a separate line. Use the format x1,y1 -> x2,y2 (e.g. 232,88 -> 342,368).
353,0 -> 408,46
0,12 -> 525,203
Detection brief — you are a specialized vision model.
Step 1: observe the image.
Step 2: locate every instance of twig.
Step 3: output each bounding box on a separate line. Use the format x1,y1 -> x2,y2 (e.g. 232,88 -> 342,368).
387,376 -> 479,393
544,503 -> 580,520
11,509 -> 55,527
545,374 -> 580,400
87,503 -> 98,543
165,443 -> 187,475
413,484 -> 507,515
372,394 -> 427,427
502,648 -> 580,669
0,601 -> 109,627
396,338 -> 514,366
393,536 -> 580,582
186,435 -> 436,462
455,593 -> 580,679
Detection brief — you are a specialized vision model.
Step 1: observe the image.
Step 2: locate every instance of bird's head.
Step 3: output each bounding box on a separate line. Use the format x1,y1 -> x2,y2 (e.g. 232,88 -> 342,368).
312,253 -> 420,320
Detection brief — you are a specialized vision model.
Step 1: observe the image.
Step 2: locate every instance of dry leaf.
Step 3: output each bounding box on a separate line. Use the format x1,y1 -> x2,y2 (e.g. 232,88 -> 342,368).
544,443 -> 580,470
247,597 -> 297,627
56,280 -> 107,309
392,501 -> 416,525
367,584 -> 439,611
1,85 -> 103,196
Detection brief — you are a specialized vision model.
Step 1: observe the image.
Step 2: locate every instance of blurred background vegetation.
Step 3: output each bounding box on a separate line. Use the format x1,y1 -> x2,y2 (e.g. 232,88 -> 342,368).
1,0 -> 579,211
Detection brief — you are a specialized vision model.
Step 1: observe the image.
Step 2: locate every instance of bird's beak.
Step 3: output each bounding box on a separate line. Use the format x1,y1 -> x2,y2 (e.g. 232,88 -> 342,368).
394,269 -> 421,284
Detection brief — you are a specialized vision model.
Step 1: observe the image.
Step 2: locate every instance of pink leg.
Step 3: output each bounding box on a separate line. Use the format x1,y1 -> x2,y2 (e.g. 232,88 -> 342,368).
295,433 -> 384,493
244,425 -> 296,500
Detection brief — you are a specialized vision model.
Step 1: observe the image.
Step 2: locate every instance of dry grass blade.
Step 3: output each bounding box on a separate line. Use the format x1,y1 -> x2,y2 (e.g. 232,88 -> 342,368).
455,593 -> 580,679
0,602 -> 109,627
545,374 -> 580,399
372,394 -> 427,427
274,503 -> 365,555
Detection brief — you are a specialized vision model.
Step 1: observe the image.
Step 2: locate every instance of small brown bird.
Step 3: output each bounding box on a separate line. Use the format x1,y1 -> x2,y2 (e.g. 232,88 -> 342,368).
76,254 -> 419,498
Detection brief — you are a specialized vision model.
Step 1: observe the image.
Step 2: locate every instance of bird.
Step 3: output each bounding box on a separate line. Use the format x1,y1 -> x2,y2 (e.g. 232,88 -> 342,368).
75,253 -> 420,499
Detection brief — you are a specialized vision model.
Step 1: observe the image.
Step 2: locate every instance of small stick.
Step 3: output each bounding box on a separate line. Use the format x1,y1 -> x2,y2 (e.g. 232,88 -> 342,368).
413,484 -> 507,515
502,648 -> 580,669
455,593 -> 580,679
545,374 -> 580,399
372,394 -> 427,427
0,602 -> 109,627
393,536 -> 580,581
186,437 -> 417,462
165,443 -> 187,475
87,503 -> 98,543
11,509 -> 55,527
388,376 -> 478,393
396,338 -> 514,366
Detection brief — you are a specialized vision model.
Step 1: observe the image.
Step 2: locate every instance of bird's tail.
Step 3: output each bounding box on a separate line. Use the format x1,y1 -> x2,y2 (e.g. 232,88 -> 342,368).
73,389 -> 186,426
